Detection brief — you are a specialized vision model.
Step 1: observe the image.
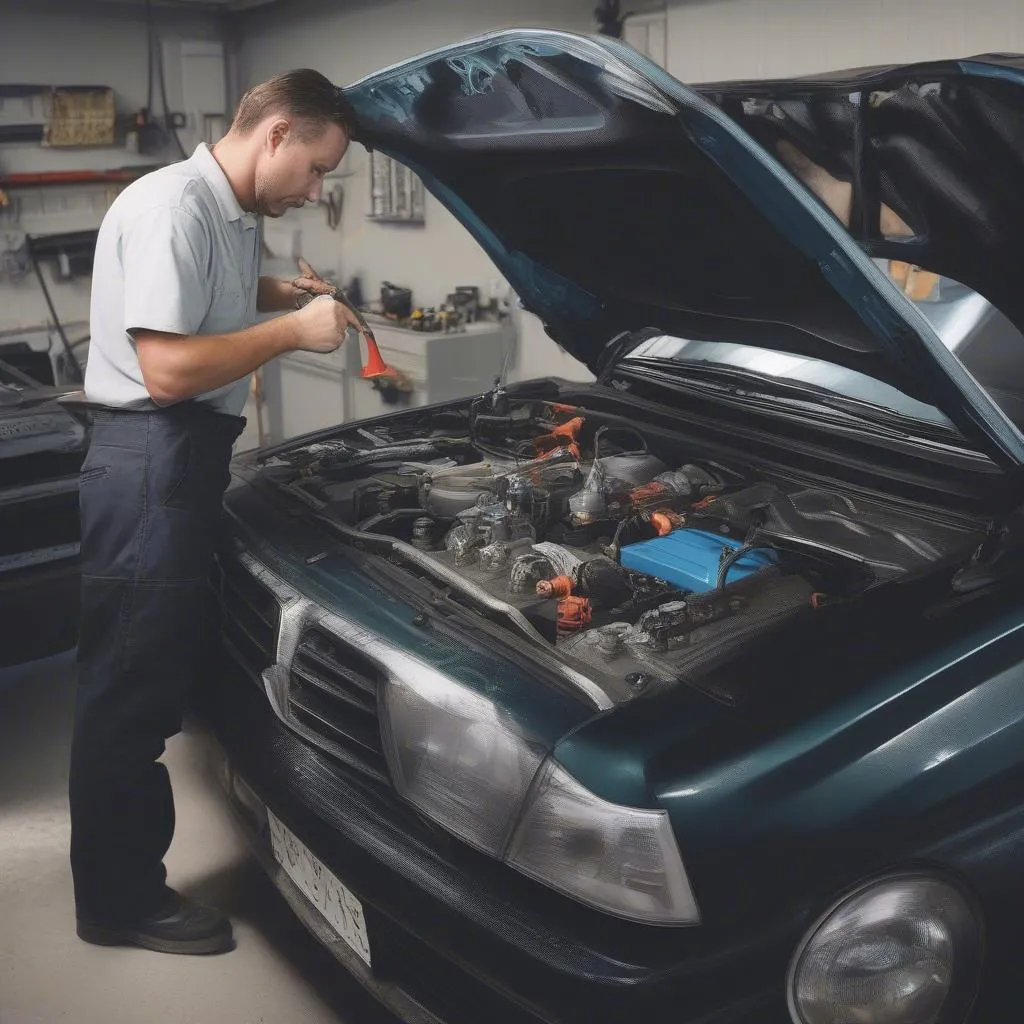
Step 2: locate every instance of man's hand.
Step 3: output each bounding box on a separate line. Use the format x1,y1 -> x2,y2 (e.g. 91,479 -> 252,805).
291,256 -> 367,341
292,257 -> 338,301
292,294 -> 361,353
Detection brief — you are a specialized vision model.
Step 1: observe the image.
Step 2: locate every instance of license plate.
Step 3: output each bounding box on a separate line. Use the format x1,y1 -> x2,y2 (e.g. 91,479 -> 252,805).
267,809 -> 372,967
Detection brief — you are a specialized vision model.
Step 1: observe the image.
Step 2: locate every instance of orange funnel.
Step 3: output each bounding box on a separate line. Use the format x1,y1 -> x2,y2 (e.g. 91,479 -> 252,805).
360,332 -> 394,379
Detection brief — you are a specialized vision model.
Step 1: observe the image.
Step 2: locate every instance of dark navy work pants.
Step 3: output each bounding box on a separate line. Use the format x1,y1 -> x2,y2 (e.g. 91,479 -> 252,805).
69,402 -> 243,923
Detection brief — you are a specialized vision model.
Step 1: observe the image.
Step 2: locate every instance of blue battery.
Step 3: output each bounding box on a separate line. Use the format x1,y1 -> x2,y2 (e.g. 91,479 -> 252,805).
620,529 -> 777,592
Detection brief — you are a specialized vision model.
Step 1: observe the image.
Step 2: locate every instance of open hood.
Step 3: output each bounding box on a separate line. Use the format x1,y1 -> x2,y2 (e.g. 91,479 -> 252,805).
345,32 -> 1024,467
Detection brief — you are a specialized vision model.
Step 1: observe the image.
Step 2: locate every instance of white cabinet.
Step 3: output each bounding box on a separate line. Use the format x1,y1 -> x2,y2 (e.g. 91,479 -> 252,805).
275,349 -> 349,442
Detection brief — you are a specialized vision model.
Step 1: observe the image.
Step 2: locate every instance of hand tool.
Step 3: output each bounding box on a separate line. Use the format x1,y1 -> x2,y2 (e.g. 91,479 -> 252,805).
296,257 -> 400,382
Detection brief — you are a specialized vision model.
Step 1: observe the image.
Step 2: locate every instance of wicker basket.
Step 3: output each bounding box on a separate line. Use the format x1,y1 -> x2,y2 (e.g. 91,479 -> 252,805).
43,88 -> 116,148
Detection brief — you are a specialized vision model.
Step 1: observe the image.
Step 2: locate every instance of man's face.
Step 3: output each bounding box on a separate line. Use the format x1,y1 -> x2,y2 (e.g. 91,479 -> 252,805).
254,120 -> 349,218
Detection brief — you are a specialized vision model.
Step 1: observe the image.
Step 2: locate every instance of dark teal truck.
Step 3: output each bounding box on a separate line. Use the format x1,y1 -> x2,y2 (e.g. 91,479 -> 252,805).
0,376 -> 86,666
200,31 -> 1024,1024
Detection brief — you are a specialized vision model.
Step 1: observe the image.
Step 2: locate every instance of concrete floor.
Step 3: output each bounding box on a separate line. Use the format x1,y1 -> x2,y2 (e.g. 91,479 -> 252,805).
0,652 -> 395,1024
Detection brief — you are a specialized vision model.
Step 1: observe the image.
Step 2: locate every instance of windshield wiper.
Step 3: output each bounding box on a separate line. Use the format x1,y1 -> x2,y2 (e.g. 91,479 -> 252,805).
619,358 -> 965,444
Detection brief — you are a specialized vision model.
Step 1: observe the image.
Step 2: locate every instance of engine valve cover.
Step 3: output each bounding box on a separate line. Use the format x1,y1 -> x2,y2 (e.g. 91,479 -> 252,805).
620,529 -> 778,592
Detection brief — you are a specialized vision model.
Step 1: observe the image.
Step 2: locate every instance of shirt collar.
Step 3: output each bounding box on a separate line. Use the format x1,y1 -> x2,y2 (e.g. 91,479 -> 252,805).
190,142 -> 257,228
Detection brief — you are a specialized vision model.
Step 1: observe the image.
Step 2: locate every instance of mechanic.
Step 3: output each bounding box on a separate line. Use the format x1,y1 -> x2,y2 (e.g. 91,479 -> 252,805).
69,69 -> 362,956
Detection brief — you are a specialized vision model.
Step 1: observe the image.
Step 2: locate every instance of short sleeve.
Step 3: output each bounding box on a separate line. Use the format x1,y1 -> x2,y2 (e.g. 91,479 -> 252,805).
122,206 -> 212,338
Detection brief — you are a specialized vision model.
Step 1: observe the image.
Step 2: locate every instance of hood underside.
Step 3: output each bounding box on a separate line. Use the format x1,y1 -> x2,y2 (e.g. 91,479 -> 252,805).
345,32 -> 1024,468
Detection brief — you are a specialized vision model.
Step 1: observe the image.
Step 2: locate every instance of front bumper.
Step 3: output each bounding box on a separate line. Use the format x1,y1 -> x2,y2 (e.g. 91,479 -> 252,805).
200,654 -> 791,1024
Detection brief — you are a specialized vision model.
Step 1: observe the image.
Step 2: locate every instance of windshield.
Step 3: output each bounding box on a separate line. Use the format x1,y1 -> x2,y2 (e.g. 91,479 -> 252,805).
624,261 -> 1024,434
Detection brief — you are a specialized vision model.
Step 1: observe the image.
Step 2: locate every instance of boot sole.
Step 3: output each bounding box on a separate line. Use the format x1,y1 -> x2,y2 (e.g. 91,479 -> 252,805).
76,919 -> 235,956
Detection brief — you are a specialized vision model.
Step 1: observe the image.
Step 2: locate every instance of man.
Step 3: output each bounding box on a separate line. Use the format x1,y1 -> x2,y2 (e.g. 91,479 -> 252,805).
70,69 -> 362,955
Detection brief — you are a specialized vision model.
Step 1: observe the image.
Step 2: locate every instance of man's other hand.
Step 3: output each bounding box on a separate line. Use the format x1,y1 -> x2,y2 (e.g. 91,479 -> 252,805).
292,257 -> 338,301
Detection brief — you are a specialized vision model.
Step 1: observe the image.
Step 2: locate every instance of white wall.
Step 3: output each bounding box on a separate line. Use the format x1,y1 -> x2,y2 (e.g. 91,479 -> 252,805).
0,1 -> 222,335
667,0 -> 1024,83
232,0 -> 599,384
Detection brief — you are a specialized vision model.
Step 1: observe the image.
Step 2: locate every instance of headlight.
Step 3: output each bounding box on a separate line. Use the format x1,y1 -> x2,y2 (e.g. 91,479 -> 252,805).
381,663 -> 545,856
506,760 -> 698,925
788,874 -> 982,1024
381,670 -> 698,925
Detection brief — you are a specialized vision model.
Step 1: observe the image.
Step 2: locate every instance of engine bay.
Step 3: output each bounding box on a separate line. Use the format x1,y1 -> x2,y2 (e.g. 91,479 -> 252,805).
259,392 -> 985,699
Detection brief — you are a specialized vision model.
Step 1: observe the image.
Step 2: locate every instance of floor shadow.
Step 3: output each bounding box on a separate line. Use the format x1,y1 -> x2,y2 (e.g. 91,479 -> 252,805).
1,652 -> 396,1024
0,651 -> 76,811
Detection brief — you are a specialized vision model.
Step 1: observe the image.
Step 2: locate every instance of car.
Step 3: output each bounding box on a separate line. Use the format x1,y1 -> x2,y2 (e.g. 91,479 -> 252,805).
197,31 -> 1024,1024
0,364 -> 88,666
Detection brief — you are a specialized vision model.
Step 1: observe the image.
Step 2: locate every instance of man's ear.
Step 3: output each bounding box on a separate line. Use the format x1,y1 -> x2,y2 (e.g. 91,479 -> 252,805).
266,118 -> 291,155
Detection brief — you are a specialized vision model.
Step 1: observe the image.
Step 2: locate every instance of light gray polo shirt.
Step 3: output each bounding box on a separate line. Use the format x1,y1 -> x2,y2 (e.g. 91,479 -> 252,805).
86,143 -> 262,416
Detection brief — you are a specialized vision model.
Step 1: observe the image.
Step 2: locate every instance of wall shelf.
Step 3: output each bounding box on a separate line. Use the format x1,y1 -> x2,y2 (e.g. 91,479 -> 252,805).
367,215 -> 426,226
0,167 -> 160,189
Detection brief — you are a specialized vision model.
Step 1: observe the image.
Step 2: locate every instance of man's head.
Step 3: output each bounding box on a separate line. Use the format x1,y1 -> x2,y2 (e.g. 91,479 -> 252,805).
227,69 -> 357,218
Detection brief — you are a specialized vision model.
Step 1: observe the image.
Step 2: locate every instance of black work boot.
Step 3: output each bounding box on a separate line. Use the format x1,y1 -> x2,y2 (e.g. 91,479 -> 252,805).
76,888 -> 235,955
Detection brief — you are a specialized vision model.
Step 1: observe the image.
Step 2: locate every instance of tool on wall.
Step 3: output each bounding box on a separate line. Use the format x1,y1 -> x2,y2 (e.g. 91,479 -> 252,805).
595,0 -> 626,37
320,183 -> 344,230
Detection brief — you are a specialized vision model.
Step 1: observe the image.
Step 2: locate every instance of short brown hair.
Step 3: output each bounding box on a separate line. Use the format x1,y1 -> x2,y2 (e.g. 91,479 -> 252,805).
231,69 -> 357,141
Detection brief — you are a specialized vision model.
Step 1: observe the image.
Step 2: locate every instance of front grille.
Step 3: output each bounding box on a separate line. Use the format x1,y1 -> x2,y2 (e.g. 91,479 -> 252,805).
216,554 -> 281,682
288,625 -> 390,784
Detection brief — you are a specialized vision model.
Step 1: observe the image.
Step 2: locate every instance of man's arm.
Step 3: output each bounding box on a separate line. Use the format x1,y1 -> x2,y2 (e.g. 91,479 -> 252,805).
117,208 -> 363,406
135,317 -> 299,406
257,257 -> 338,313
136,295 -> 363,406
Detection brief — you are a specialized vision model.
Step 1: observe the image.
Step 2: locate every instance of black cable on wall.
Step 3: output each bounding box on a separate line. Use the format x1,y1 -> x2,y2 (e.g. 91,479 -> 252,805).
25,236 -> 85,386
146,0 -> 188,160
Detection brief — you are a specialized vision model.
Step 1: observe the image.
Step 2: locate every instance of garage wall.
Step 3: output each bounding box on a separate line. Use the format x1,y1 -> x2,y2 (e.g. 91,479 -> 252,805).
666,0 -> 1024,83
0,1 -> 222,336
230,0 -> 600,384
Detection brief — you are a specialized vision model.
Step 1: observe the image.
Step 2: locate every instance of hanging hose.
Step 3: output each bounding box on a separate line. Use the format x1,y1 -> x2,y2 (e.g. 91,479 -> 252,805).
585,423 -> 650,489
357,508 -> 425,533
148,0 -> 188,160
593,423 -> 649,457
145,0 -> 154,116
308,441 -> 448,474
607,513 -> 641,562
716,544 -> 756,590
